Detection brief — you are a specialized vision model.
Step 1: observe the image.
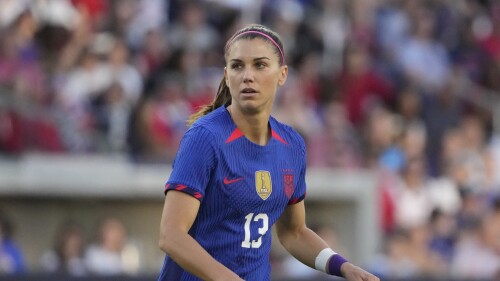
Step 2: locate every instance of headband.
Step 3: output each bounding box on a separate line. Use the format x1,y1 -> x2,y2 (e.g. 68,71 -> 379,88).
226,30 -> 285,65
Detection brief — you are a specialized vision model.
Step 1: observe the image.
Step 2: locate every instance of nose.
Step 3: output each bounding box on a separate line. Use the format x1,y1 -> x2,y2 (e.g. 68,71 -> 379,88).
243,68 -> 254,83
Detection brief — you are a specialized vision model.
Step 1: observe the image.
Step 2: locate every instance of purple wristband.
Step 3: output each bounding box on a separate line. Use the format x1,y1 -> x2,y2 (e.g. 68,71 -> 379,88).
327,254 -> 348,277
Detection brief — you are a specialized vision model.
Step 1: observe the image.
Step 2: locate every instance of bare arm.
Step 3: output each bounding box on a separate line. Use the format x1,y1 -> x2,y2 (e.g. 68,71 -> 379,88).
276,201 -> 379,281
275,201 -> 330,268
158,191 -> 243,281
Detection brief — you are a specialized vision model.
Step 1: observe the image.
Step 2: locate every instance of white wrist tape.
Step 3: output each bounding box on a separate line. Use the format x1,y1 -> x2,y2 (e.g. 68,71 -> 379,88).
315,248 -> 337,273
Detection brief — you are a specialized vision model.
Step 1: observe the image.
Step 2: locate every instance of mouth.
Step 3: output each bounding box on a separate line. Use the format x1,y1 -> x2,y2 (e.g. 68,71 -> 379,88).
240,88 -> 258,94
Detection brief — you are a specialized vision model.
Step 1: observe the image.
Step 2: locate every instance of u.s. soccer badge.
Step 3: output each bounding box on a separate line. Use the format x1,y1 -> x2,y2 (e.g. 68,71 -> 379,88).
284,174 -> 294,199
255,170 -> 272,200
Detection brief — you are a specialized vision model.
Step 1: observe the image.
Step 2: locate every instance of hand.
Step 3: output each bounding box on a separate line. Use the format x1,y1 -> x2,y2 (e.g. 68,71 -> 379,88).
340,262 -> 379,281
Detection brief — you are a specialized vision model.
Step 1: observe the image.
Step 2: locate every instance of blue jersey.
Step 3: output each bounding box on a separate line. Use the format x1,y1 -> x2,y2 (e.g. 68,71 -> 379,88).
158,106 -> 307,281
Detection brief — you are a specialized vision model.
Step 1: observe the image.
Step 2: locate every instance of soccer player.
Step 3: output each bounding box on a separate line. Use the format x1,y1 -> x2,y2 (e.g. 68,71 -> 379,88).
157,24 -> 379,281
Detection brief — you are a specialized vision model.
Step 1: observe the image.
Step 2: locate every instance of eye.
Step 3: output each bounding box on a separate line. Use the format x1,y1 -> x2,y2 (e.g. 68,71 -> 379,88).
255,62 -> 267,69
231,63 -> 243,70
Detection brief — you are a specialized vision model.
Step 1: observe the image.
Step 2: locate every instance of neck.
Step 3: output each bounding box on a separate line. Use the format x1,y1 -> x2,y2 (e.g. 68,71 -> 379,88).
229,105 -> 271,145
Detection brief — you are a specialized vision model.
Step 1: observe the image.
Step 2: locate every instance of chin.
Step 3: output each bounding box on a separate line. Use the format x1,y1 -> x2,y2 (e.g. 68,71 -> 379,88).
238,102 -> 264,115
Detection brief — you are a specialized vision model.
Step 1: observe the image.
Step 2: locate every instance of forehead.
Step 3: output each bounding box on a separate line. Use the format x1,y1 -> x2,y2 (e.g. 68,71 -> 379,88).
226,38 -> 278,61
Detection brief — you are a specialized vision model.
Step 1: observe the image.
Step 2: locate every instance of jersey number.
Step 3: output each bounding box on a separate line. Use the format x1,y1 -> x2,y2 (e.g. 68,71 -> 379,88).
241,213 -> 269,248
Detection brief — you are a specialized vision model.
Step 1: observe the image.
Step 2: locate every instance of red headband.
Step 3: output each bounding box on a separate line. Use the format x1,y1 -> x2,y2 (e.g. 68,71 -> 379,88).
226,30 -> 285,65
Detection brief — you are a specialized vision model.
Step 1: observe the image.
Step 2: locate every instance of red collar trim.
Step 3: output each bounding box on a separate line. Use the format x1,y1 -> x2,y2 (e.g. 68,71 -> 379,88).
225,128 -> 244,143
225,128 -> 288,145
272,130 -> 288,145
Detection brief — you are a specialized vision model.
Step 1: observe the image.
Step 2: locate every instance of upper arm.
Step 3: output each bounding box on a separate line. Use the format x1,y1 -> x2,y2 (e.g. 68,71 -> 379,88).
276,201 -> 306,238
160,190 -> 201,237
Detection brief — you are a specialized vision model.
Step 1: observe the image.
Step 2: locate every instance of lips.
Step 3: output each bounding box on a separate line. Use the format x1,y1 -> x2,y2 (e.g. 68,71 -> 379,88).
241,88 -> 258,94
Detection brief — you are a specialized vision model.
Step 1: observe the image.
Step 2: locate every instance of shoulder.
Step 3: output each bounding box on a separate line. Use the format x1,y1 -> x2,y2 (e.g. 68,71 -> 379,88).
185,106 -> 231,144
192,106 -> 228,132
270,116 -> 306,150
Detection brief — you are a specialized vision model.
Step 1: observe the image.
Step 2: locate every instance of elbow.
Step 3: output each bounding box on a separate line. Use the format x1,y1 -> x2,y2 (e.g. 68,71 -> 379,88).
158,222 -> 190,256
158,236 -> 170,254
276,225 -> 300,250
158,229 -> 176,254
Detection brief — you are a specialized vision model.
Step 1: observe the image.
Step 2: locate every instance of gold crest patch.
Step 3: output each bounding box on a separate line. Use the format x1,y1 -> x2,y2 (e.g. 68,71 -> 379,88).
255,170 -> 272,200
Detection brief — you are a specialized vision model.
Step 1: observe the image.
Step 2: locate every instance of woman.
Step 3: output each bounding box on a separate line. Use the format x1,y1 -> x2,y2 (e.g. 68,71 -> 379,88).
40,221 -> 87,276
158,24 -> 378,281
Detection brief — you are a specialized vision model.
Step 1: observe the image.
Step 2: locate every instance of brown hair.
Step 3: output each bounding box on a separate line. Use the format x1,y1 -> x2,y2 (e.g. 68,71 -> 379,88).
186,24 -> 285,126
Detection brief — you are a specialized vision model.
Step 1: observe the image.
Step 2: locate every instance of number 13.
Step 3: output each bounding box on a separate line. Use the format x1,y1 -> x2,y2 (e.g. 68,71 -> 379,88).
241,213 -> 269,248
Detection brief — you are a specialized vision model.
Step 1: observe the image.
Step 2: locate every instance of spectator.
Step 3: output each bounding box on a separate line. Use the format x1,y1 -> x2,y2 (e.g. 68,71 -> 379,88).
135,27 -> 170,79
428,209 -> 457,264
56,46 -> 112,152
308,100 -> 363,169
489,133 -> 500,190
335,43 -> 393,126
366,229 -> 418,279
393,157 -> 433,230
107,38 -> 143,105
400,122 -> 427,165
396,6 -> 451,92
294,52 -> 323,104
422,77 -> 464,176
376,0 -> 410,59
451,216 -> 500,279
348,0 -> 378,48
317,0 -> 348,74
0,213 -> 24,275
58,45 -> 111,109
131,74 -> 191,163
478,4 -> 500,64
123,0 -> 168,49
40,221 -> 87,276
405,224 -> 448,277
91,82 -> 132,152
457,114 -> 495,192
0,99 -> 23,154
426,162 -> 462,216
85,217 -> 140,276
167,1 -> 219,53
364,106 -> 404,172
396,86 -> 424,130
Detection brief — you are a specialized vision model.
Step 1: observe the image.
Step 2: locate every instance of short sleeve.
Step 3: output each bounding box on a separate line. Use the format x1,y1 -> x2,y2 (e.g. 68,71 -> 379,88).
164,126 -> 217,201
289,136 -> 307,205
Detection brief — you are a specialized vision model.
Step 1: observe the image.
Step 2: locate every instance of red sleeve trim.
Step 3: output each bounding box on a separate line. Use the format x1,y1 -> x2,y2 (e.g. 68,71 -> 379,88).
288,193 -> 306,205
164,182 -> 204,201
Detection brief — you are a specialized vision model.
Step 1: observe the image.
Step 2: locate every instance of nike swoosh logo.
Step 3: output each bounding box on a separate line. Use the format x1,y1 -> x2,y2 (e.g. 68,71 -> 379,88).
224,177 -> 243,185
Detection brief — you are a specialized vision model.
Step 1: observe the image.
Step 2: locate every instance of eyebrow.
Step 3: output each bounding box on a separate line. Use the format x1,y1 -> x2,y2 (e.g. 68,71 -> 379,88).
230,57 -> 271,62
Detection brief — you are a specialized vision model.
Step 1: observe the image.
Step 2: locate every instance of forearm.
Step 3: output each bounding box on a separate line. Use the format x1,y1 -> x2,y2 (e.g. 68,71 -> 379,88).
159,229 -> 240,281
277,225 -> 330,269
275,202 -> 379,280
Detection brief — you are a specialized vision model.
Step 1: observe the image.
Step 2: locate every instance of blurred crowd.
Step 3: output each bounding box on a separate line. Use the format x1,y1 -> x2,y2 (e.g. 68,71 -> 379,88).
0,215 -> 142,277
0,0 -> 500,279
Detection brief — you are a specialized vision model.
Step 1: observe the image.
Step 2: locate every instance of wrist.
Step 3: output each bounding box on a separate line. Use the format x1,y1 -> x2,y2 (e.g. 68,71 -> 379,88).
339,261 -> 353,277
326,253 -> 348,277
314,248 -> 349,277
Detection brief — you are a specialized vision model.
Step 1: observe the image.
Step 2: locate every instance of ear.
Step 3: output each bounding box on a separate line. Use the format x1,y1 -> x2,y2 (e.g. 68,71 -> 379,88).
224,67 -> 228,84
278,65 -> 288,86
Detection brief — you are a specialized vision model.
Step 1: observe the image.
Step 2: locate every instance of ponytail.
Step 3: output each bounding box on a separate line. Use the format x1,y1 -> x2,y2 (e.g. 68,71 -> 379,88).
186,76 -> 232,126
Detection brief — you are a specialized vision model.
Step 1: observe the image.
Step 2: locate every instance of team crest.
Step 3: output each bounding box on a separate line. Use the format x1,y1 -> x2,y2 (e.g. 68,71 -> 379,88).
255,170 -> 272,200
284,174 -> 294,199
